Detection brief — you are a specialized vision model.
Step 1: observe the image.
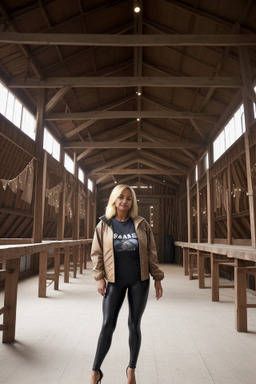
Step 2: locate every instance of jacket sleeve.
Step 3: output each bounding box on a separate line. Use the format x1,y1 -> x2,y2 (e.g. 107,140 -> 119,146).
145,220 -> 164,281
91,221 -> 105,281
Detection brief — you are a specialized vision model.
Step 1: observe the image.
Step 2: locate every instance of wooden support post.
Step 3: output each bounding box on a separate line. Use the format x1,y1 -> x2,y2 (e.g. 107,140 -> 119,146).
227,163 -> 232,245
54,249 -> 60,290
239,48 -> 256,248
32,153 -> 47,243
189,251 -> 196,280
187,174 -> 192,243
57,171 -> 66,240
235,266 -> 248,332
3,258 -> 20,343
38,251 -> 47,298
196,166 -> 201,243
72,246 -> 78,278
183,248 -> 189,275
197,251 -> 205,288
64,247 -> 70,283
207,144 -> 214,243
78,245 -> 83,274
211,253 -> 220,301
33,89 -> 47,243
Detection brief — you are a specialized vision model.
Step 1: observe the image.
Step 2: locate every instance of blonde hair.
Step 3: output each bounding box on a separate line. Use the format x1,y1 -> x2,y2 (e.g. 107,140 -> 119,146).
105,184 -> 138,220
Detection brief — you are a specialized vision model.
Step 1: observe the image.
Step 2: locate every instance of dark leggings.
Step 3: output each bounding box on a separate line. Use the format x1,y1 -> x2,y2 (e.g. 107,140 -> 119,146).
92,278 -> 150,371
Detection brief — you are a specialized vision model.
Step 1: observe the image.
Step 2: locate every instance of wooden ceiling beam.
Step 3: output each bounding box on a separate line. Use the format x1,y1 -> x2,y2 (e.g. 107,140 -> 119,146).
92,157 -> 138,184
65,95 -> 135,138
77,125 -> 138,160
48,110 -> 217,123
141,151 -> 188,173
91,169 -> 185,175
91,153 -> 135,173
45,86 -> 71,113
64,140 -> 203,149
1,32 -> 256,46
142,174 -> 179,188
9,76 -> 242,88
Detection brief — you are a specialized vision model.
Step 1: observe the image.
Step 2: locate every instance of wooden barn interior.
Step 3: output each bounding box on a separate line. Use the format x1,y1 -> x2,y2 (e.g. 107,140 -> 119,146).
1,1 -> 256,383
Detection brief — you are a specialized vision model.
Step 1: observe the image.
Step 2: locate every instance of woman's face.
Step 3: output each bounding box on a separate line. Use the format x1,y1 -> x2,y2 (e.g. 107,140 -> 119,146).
115,188 -> 133,214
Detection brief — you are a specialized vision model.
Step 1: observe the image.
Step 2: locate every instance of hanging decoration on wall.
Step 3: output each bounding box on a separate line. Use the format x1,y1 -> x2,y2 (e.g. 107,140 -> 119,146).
214,178 -> 228,212
45,181 -> 63,213
65,184 -> 73,220
80,190 -> 86,219
0,158 -> 34,204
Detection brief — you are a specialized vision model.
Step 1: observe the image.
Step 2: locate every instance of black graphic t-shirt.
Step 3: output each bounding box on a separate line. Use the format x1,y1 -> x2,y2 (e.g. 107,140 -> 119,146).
112,217 -> 141,283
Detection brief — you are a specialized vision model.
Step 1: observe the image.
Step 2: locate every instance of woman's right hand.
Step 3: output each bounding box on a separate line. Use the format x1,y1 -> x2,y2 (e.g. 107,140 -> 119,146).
97,279 -> 107,296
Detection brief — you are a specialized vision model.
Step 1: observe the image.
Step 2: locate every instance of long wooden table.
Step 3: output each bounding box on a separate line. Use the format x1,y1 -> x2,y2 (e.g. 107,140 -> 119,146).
0,239 -> 92,343
175,241 -> 256,332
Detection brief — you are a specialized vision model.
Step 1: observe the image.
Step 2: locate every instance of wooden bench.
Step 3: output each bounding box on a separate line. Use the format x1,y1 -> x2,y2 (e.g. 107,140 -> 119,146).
0,238 -> 92,343
175,241 -> 256,332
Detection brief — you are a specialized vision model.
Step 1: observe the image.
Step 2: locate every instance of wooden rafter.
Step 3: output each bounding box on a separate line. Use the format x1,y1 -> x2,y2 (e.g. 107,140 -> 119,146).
9,76 -> 242,88
1,32 -> 256,46
64,140 -> 203,149
48,111 -> 217,122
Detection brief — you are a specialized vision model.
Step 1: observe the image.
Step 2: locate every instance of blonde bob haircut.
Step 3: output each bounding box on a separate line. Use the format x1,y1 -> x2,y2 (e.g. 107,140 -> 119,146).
105,184 -> 138,220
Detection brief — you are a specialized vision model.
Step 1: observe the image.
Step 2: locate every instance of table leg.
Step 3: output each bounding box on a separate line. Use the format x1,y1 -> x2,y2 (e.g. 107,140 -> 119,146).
235,266 -> 247,332
183,248 -> 188,276
3,258 -> 20,343
38,251 -> 47,298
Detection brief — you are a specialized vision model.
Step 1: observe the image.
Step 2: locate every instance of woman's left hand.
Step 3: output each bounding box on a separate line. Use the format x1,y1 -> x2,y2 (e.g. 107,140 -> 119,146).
154,280 -> 163,300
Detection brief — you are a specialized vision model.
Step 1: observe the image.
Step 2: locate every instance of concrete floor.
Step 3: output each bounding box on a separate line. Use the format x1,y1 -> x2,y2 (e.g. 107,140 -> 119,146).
1,262 -> 256,384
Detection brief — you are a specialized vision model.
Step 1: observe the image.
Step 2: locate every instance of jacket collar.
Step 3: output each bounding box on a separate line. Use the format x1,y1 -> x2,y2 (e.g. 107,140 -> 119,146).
100,215 -> 144,228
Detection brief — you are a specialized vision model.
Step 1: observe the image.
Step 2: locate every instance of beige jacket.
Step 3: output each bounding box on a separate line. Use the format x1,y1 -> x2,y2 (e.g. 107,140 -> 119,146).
91,215 -> 164,282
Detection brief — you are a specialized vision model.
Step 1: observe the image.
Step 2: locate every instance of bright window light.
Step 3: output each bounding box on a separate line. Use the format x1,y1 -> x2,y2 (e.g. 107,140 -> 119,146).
88,178 -> 93,192
13,98 -> 22,127
213,104 -> 245,162
0,82 -> 22,128
205,153 -> 209,170
0,82 -> 8,115
43,128 -> 60,161
21,107 -> 36,140
78,168 -> 85,183
195,165 -> 198,181
64,153 -> 74,174
5,92 -> 15,121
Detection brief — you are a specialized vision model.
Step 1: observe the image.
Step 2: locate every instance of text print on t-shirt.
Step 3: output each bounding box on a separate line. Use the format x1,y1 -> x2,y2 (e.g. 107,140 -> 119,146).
113,232 -> 138,252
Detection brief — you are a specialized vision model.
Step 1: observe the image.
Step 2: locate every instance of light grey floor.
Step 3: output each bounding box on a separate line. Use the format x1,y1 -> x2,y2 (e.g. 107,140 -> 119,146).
1,262 -> 256,384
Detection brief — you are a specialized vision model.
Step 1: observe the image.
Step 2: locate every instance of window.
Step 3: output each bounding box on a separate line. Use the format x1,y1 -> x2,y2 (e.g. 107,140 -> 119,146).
64,153 -> 74,174
0,82 -> 8,115
195,165 -> 198,181
205,153 -> 209,170
213,104 -> 245,162
88,178 -> 93,192
78,168 -> 84,183
21,108 -> 36,140
43,128 -> 60,161
0,82 -> 22,128
0,81 -> 35,139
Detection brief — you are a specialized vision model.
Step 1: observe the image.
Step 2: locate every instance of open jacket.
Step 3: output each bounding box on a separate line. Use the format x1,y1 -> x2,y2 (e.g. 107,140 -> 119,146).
91,215 -> 164,282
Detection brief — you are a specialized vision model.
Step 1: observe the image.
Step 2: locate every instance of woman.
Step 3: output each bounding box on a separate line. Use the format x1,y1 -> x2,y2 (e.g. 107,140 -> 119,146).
90,184 -> 164,384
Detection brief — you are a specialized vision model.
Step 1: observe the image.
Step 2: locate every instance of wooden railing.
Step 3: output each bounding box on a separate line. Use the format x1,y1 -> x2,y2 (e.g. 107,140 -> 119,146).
0,238 -> 92,343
